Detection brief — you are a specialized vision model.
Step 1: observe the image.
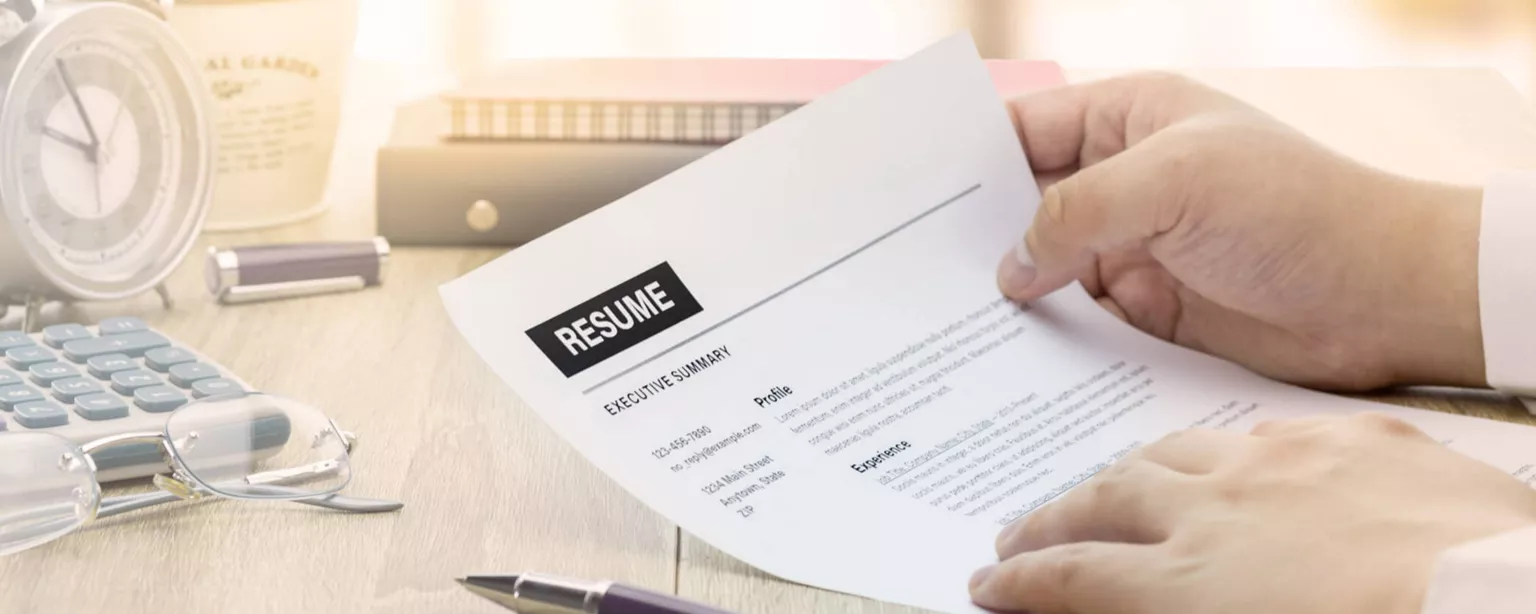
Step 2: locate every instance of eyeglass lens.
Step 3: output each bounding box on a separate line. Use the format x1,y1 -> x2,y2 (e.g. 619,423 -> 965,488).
0,433 -> 100,555
165,394 -> 352,500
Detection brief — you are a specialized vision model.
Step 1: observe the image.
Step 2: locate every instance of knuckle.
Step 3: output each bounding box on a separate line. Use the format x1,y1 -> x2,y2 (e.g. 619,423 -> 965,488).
1167,522 -> 1225,558
1045,542 -> 1093,590
1123,71 -> 1200,96
1209,474 -> 1253,507
1251,435 -> 1320,466
1158,137 -> 1209,183
1091,461 -> 1145,507
1009,508 -> 1056,550
1250,419 -> 1296,437
1158,427 -> 1215,449
1349,412 -> 1423,438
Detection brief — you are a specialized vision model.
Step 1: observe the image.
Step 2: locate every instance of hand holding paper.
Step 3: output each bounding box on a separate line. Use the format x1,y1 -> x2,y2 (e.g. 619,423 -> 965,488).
996,73 -> 1487,392
972,413 -> 1536,614
441,33 -> 1536,613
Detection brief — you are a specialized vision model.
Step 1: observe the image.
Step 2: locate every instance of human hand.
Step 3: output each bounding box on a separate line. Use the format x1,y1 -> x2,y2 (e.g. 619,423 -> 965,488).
1000,73 -> 1485,390
969,413 -> 1536,614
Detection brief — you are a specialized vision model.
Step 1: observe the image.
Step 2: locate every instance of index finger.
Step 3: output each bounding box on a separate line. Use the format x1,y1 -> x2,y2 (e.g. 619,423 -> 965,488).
1006,72 -> 1247,174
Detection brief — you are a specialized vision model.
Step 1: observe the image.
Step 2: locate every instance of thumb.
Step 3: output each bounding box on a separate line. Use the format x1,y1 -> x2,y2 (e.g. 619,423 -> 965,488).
998,130 -> 1195,302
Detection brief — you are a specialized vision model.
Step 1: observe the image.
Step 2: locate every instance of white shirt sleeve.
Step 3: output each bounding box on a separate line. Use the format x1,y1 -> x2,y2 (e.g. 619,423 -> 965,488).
1479,170 -> 1536,406
1421,525 -> 1536,614
1419,171 -> 1536,614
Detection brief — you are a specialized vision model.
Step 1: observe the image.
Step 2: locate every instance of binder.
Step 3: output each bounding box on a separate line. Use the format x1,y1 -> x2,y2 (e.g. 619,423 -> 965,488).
442,58 -> 1064,142
378,58 -> 1067,246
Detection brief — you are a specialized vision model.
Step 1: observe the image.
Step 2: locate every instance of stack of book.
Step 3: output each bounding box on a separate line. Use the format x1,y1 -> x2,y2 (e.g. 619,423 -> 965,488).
375,58 -> 1064,246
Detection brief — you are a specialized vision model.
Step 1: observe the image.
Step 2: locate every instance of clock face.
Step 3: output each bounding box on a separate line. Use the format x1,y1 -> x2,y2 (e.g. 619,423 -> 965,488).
0,5 -> 211,299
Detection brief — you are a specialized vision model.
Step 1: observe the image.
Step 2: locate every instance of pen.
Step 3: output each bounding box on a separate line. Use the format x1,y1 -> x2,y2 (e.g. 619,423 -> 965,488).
205,237 -> 390,304
458,573 -> 736,614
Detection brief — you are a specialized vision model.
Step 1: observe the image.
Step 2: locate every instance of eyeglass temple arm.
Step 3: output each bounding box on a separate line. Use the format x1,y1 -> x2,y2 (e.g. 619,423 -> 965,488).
0,489 -> 399,548
96,485 -> 403,520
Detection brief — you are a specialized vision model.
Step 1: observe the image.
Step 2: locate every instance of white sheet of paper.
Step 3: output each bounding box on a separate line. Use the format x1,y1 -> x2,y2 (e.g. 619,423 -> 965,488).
440,33 -> 1536,613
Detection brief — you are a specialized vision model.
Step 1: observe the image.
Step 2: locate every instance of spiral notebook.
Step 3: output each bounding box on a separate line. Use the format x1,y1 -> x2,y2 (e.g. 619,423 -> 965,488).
442,58 -> 1064,143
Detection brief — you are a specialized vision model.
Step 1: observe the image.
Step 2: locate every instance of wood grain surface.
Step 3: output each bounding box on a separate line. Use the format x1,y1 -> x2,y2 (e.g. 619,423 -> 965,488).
1,64 -> 1533,614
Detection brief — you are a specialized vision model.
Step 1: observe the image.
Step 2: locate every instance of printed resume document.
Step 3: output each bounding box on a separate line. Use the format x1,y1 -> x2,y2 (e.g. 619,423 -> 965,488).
440,34 -> 1536,613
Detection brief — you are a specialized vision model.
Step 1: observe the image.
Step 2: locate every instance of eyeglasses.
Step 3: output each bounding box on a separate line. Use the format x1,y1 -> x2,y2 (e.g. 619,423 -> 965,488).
0,392 -> 403,556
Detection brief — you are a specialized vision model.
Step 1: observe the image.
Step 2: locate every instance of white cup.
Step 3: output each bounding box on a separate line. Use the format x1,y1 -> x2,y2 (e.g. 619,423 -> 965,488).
168,0 -> 360,231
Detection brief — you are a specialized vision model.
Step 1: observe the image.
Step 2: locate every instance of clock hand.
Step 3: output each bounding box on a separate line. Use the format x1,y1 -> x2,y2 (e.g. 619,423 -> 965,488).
98,73 -> 131,164
93,163 -> 103,215
41,125 -> 97,160
55,59 -> 101,151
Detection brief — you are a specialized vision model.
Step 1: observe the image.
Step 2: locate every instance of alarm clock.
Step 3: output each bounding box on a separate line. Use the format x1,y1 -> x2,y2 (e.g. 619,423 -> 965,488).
0,0 -> 214,310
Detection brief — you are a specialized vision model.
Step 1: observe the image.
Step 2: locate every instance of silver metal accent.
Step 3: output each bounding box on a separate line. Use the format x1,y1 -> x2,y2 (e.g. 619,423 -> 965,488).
1,0 -> 39,22
19,292 -> 43,332
372,236 -> 391,283
204,246 -> 241,296
78,431 -> 168,456
245,459 -> 342,486
466,199 -> 500,232
153,282 -> 173,310
215,276 -> 366,304
460,575 -> 608,614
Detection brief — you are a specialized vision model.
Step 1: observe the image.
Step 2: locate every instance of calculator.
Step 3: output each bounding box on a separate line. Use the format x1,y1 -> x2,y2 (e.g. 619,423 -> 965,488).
0,316 -> 250,483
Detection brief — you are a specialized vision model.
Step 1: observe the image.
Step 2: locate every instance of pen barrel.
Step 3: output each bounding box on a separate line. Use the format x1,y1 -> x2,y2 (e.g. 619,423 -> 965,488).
603,584 -> 735,614
230,239 -> 388,287
205,238 -> 392,302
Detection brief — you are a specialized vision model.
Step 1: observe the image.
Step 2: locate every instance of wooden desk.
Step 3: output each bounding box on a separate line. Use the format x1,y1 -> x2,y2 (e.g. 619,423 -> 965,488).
2,65 -> 1534,614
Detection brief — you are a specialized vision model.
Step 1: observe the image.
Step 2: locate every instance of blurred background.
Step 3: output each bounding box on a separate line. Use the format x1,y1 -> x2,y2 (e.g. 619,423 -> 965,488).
354,0 -> 1536,100
180,0 -> 1531,231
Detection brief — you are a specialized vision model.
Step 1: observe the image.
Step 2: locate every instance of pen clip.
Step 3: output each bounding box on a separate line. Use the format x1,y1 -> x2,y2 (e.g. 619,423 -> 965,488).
217,276 -> 367,304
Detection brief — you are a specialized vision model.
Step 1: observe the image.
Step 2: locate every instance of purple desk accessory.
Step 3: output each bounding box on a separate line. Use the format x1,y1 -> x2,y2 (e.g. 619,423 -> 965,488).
459,574 -> 736,614
205,238 -> 390,304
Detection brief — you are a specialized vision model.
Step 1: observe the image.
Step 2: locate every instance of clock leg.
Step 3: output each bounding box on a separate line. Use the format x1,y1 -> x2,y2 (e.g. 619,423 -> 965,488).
20,292 -> 45,333
154,283 -> 174,310
0,0 -> 39,22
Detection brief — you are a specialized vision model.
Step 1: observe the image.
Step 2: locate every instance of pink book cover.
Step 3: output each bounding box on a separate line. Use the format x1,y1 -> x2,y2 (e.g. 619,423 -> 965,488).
449,57 -> 1066,104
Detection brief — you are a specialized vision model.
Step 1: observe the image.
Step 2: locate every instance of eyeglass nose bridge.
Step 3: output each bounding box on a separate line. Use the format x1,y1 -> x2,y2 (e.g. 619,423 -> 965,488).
78,431 -> 200,499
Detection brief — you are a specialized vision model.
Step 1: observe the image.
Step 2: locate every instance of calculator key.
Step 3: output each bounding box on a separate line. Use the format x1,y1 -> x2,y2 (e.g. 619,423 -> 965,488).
0,369 -> 22,387
169,363 -> 220,388
0,385 -> 43,411
63,331 -> 169,362
190,378 -> 243,399
41,324 -> 92,348
51,377 -> 103,403
14,401 -> 68,428
145,347 -> 196,372
87,354 -> 138,380
28,362 -> 79,386
74,393 -> 130,421
97,316 -> 149,336
6,345 -> 56,369
0,331 -> 34,351
134,385 -> 187,413
110,369 -> 163,395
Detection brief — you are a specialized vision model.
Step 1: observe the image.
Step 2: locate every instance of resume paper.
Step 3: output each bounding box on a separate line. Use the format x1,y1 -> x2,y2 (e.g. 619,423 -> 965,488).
440,34 -> 1536,613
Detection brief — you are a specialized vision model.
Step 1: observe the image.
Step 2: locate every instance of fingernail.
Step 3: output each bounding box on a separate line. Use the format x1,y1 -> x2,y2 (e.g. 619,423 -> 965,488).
997,240 -> 1038,297
969,564 -> 996,592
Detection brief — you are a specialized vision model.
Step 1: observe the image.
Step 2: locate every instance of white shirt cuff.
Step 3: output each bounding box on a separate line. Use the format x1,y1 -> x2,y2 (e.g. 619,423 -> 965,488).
1422,524 -> 1536,614
1479,171 -> 1536,409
